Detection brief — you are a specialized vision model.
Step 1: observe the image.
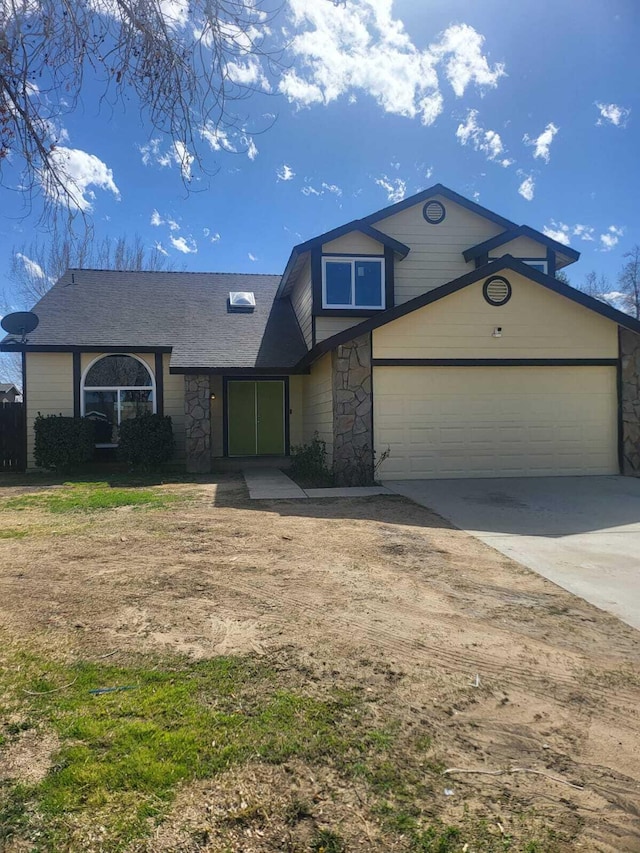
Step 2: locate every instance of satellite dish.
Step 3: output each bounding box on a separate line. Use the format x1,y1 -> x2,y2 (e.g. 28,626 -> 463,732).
1,311 -> 39,343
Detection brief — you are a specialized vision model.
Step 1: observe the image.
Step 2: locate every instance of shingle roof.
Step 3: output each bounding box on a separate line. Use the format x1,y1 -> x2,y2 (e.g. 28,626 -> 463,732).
8,269 -> 308,371
0,384 -> 18,393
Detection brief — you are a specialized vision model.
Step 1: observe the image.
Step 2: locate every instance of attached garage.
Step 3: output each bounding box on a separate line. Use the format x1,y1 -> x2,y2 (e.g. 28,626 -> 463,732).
374,364 -> 619,479
369,267 -> 624,480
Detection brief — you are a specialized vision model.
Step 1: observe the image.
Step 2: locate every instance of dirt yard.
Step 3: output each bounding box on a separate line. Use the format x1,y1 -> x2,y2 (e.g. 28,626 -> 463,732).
1,474 -> 640,852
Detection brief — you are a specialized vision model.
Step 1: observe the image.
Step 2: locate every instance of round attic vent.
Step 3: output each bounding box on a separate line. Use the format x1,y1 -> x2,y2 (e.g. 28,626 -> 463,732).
483,276 -> 512,306
422,200 -> 446,224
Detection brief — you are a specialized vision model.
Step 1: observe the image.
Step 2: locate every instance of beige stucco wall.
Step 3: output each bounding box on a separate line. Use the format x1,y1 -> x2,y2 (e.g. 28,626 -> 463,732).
290,257 -> 313,349
373,272 -> 619,360
373,194 -> 504,303
301,353 -> 333,462
25,352 -> 74,467
373,365 -> 618,479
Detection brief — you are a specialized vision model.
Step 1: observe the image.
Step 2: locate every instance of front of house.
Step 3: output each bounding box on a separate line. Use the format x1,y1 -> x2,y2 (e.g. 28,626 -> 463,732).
6,184 -> 640,480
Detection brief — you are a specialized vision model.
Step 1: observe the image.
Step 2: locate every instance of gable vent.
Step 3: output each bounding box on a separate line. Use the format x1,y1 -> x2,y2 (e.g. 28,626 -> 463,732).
423,200 -> 446,224
483,276 -> 512,306
228,291 -> 256,312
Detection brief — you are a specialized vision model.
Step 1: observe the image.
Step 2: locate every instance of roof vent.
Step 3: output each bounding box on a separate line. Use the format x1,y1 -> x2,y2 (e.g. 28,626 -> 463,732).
483,276 -> 512,306
228,291 -> 256,312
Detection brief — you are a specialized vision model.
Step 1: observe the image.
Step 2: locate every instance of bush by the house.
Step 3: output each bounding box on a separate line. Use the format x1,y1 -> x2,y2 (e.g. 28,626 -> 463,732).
289,432 -> 334,487
118,413 -> 174,469
34,414 -> 95,471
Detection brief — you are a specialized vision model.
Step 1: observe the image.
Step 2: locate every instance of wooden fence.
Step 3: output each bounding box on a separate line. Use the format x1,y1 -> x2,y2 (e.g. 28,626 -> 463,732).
0,402 -> 25,470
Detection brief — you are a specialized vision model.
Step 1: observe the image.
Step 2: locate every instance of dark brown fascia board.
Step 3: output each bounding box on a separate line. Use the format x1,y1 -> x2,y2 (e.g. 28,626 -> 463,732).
295,255 -> 640,370
0,344 -> 173,353
169,366 -> 310,375
361,183 -> 518,230
463,225 -> 580,264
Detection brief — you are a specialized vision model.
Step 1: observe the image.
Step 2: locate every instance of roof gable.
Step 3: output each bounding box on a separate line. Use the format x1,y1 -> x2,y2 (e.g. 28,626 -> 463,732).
362,183 -> 518,231
463,225 -> 580,264
297,256 -> 640,367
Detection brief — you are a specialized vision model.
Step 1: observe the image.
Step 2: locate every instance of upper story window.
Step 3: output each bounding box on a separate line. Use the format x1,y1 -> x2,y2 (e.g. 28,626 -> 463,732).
522,259 -> 548,274
322,257 -> 385,309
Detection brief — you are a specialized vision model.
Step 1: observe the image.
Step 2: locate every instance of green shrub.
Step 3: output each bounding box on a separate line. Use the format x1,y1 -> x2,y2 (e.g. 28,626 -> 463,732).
118,413 -> 174,469
34,414 -> 95,471
289,432 -> 334,486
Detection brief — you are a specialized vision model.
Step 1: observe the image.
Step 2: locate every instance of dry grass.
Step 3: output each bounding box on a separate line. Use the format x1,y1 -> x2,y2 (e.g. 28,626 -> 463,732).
1,472 -> 639,852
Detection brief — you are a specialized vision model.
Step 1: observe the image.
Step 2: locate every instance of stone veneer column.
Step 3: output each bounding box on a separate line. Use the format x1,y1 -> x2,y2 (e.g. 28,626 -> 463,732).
621,328 -> 640,475
332,333 -> 374,486
184,375 -> 212,473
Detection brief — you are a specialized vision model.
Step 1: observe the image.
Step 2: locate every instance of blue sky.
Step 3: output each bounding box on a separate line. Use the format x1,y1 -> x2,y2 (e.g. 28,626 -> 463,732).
1,0 -> 639,308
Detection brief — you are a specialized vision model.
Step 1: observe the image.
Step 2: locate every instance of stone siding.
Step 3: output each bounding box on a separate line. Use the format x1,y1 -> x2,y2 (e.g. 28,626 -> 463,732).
184,375 -> 211,473
621,328 -> 640,475
332,333 -> 374,485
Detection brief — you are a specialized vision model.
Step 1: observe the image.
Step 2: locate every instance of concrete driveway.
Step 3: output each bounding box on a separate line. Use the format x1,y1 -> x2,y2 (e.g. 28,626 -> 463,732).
385,476 -> 640,631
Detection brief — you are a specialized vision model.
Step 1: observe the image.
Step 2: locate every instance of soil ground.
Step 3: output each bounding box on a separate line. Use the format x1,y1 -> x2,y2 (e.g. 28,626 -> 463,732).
1,473 -> 640,852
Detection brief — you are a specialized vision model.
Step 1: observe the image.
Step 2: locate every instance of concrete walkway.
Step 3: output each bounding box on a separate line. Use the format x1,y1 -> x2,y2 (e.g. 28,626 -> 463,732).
385,476 -> 640,631
243,468 -> 391,500
243,468 -> 307,499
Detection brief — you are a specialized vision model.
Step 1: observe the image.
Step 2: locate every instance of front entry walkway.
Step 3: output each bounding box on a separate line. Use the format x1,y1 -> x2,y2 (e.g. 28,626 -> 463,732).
385,476 -> 640,631
243,468 -> 392,500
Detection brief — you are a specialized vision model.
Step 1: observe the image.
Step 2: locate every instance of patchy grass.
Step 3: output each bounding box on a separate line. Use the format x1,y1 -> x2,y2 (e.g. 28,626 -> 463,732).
0,646 -> 393,851
0,528 -> 30,539
3,481 -> 184,514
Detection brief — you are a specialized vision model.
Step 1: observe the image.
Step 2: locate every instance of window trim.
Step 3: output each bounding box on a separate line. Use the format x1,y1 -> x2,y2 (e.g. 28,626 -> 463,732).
321,256 -> 386,310
521,258 -> 548,274
81,353 -> 156,447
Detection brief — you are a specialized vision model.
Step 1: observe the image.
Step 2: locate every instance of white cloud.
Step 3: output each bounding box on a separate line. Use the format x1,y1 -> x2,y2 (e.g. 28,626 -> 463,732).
139,138 -> 172,168
301,185 -> 321,196
245,138 -> 259,161
523,122 -> 558,163
456,109 -> 512,166
322,182 -> 342,196
518,174 -> 535,201
43,146 -> 120,211
226,56 -> 270,91
573,224 -> 595,242
280,4 -> 504,126
15,252 -> 47,280
173,140 -> 193,181
542,222 -> 571,246
150,209 -> 163,227
210,232 -> 221,243
154,242 -> 169,257
170,235 -> 197,254
277,164 -> 296,181
600,225 -> 624,251
248,252 -> 258,262
375,175 -> 406,203
596,102 -> 630,128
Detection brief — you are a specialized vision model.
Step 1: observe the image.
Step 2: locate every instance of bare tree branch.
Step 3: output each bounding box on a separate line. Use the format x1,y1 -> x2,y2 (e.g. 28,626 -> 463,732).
0,0 -> 283,224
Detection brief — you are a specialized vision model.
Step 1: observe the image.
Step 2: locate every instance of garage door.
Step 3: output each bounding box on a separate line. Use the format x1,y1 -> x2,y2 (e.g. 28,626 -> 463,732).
374,366 -> 619,479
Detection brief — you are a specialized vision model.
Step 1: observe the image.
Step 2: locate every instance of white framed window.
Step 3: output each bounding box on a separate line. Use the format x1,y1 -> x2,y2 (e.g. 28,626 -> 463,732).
81,354 -> 156,446
522,259 -> 548,274
322,257 -> 385,309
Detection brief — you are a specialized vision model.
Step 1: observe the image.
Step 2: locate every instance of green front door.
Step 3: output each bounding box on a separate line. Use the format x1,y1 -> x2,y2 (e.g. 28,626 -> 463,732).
227,380 -> 286,456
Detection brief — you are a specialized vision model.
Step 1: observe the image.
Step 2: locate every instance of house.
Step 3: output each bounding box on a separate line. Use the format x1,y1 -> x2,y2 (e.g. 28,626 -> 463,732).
0,384 -> 20,403
4,184 -> 640,479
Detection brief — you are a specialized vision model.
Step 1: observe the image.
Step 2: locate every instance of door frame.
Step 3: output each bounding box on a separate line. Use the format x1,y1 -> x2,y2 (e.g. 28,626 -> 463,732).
222,376 -> 290,457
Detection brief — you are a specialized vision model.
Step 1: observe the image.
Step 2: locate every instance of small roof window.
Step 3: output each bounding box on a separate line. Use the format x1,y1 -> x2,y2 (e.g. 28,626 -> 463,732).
228,291 -> 256,312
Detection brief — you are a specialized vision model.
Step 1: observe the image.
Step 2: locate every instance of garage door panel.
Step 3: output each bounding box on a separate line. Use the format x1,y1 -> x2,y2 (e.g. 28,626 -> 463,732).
374,366 -> 618,479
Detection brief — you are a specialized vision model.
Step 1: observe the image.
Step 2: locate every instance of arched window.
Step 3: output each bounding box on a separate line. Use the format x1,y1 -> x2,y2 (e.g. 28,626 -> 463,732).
81,354 -> 155,446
